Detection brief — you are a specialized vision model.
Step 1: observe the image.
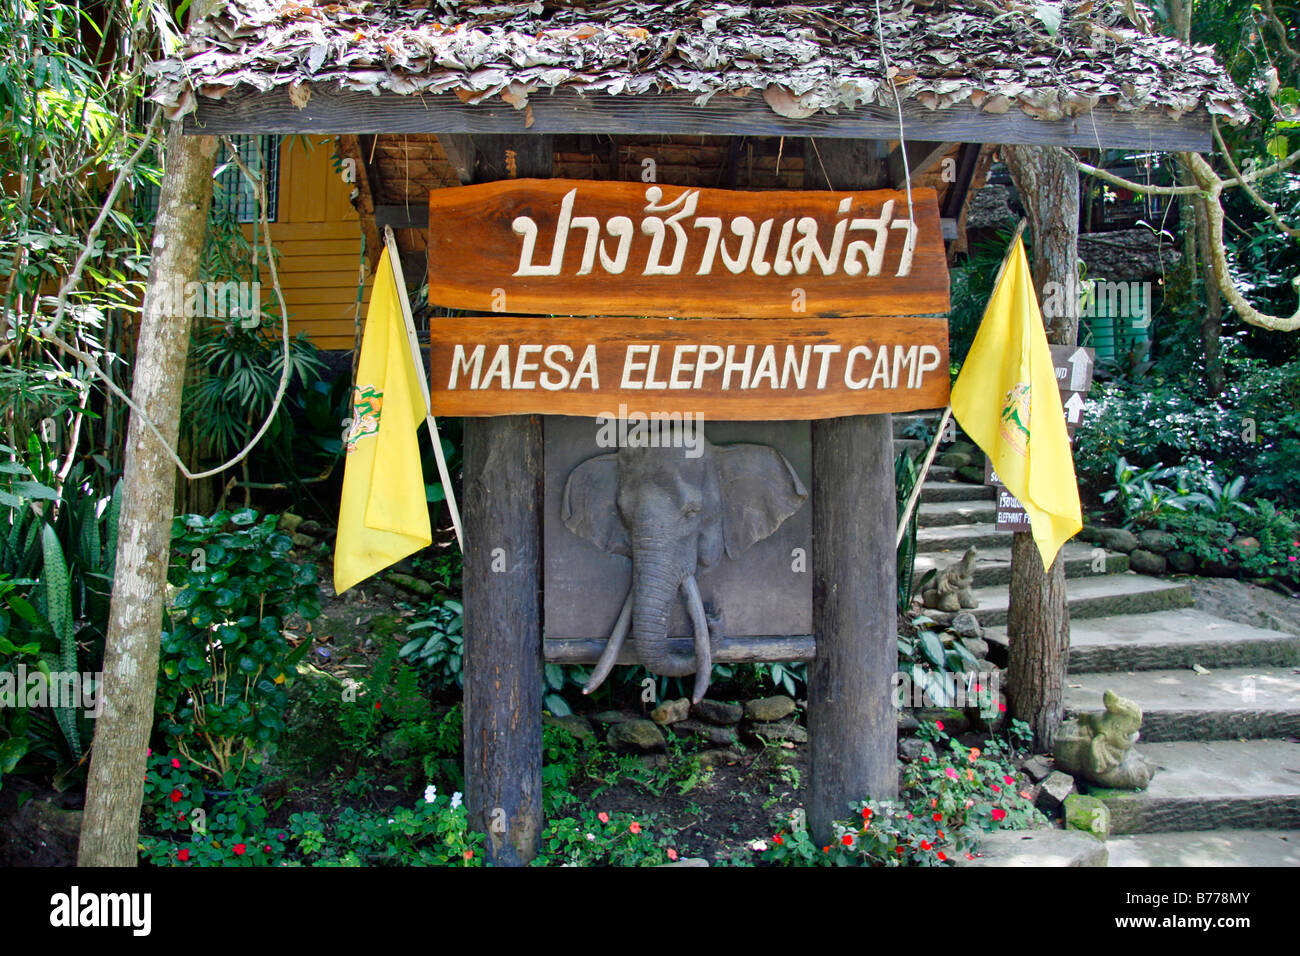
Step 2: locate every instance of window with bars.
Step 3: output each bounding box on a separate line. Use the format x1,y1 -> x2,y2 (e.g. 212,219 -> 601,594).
136,135 -> 280,223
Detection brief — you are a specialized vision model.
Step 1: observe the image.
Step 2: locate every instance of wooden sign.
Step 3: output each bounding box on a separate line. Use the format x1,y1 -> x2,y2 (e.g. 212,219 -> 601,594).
427,179 -> 949,318
427,315 -> 950,419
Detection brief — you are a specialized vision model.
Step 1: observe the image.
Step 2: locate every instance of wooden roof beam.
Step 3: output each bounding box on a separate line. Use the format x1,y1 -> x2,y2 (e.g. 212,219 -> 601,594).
188,89 -> 1211,151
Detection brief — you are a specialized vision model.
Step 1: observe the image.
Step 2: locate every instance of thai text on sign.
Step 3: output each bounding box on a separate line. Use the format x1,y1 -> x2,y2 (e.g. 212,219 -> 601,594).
426,179 -> 949,318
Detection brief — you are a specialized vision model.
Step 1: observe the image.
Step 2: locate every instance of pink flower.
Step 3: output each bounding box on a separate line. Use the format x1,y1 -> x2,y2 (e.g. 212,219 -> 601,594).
177,848 -> 190,862
1003,775 -> 1015,785
629,821 -> 642,834
233,843 -> 247,856
935,720 -> 944,731
171,758 -> 181,769
597,812 -> 609,823
945,767 -> 959,780
990,784 -> 1001,793
667,848 -> 678,861
991,808 -> 1007,822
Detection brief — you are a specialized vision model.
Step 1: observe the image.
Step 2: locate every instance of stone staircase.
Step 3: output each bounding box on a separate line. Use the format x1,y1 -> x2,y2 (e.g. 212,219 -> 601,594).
896,411 -> 1300,866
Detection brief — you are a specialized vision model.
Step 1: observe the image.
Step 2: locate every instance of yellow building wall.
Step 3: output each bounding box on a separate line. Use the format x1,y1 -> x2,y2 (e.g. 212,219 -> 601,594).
246,136 -> 373,351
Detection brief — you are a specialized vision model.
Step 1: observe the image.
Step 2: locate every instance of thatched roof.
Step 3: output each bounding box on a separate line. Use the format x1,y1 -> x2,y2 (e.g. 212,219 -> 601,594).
151,0 -> 1247,131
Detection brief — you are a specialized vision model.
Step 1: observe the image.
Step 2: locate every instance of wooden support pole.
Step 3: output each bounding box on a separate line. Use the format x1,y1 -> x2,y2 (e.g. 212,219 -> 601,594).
804,140 -> 899,841
460,134 -> 552,866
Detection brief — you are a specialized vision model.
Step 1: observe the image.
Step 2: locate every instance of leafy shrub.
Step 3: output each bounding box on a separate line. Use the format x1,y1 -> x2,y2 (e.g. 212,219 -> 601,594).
532,808 -> 678,867
156,509 -> 320,786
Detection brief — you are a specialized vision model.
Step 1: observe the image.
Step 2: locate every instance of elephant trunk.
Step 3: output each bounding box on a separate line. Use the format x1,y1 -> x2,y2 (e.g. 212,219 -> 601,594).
630,543 -> 697,678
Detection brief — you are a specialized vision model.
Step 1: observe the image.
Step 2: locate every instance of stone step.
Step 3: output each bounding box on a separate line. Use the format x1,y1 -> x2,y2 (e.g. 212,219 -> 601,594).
1097,740 -> 1300,834
892,411 -> 942,438
917,499 -> 998,528
1063,609 -> 1300,673
914,542 -> 1127,590
916,522 -> 1009,554
893,437 -> 925,459
1064,666 -> 1300,742
927,465 -> 956,482
1106,830 -> 1300,866
919,481 -> 994,504
966,573 -> 1194,628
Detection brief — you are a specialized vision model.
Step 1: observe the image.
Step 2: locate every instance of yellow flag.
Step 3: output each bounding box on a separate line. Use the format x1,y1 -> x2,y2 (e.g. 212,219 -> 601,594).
333,247 -> 432,593
950,237 -> 1082,570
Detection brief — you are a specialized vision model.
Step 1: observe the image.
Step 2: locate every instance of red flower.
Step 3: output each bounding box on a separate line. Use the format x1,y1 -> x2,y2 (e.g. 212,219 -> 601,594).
629,822 -> 642,834
171,758 -> 181,769
772,834 -> 784,845
1003,775 -> 1015,785
895,846 -> 905,855
990,784 -> 1002,793
177,849 -> 190,862
841,834 -> 853,846
920,756 -> 930,764
920,840 -> 932,851
862,807 -> 873,819
937,851 -> 947,861
998,701 -> 1007,713
823,846 -> 831,853
170,789 -> 182,803
935,720 -> 944,731
463,850 -> 474,861
597,812 -> 609,823
667,849 -> 678,861
264,845 -> 272,853
374,701 -> 382,710
932,812 -> 943,822
965,852 -> 975,860
991,808 -> 1007,822
233,843 -> 247,856
937,830 -> 945,839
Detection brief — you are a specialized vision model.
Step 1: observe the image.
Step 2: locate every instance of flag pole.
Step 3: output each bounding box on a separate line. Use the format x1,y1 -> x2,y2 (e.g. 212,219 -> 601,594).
383,225 -> 464,552
894,218 -> 1029,547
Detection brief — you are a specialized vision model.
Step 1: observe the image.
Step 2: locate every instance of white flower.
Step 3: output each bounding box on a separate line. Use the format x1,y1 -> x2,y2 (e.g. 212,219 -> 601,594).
586,833 -> 595,841
424,784 -> 437,804
450,792 -> 463,809
388,818 -> 395,825
749,840 -> 768,852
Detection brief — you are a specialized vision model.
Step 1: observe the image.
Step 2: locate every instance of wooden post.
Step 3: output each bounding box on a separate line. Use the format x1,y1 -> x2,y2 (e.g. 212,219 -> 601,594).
458,134 -> 552,866
804,139 -> 900,841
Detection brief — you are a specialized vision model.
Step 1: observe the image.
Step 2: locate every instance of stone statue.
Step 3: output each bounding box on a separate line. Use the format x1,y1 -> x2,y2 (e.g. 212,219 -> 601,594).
922,547 -> 978,612
1053,690 -> 1156,790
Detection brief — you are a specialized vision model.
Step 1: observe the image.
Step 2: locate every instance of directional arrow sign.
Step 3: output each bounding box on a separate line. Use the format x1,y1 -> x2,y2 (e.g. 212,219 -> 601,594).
1066,347 -> 1093,391
1063,392 -> 1087,425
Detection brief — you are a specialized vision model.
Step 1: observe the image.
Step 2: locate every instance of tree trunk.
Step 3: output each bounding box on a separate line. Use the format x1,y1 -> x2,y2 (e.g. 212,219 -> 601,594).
1001,145 -> 1080,751
77,124 -> 217,866
1195,194 -> 1226,397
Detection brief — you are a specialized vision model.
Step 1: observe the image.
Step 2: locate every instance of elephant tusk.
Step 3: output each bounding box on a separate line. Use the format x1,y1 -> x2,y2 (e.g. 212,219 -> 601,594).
583,588 -> 634,695
681,574 -> 713,704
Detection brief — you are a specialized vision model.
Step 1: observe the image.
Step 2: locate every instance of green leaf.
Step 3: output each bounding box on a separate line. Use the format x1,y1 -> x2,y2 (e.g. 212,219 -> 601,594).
1033,1 -> 1062,35
919,631 -> 947,670
0,738 -> 28,774
544,693 -> 571,717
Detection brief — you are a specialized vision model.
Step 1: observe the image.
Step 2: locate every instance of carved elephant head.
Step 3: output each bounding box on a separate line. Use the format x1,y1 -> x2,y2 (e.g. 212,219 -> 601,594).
561,437 -> 807,702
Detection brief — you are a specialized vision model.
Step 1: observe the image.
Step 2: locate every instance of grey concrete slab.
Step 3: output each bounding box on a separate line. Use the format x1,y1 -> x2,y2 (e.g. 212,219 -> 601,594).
1107,830 -> 1300,867
916,522 -> 1008,554
1064,666 -> 1300,741
966,573 -> 1193,628
1098,739 -> 1300,833
916,541 -> 1126,590
955,828 -> 1108,867
920,482 -> 995,504
917,499 -> 997,527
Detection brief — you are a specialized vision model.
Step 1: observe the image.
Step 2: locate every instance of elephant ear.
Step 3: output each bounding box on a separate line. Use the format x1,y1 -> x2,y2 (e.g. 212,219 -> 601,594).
713,443 -> 808,559
561,453 -> 630,557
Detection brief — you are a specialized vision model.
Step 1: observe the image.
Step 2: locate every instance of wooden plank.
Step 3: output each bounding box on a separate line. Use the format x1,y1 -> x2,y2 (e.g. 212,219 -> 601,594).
462,133 -> 549,869
336,135 -> 382,272
888,141 -> 954,188
426,315 -> 950,419
275,270 -> 371,289
189,88 -> 1213,151
806,139 -> 898,845
278,283 -> 371,305
268,238 -> 364,257
545,635 -> 816,664
426,179 -> 948,318
256,220 -> 364,241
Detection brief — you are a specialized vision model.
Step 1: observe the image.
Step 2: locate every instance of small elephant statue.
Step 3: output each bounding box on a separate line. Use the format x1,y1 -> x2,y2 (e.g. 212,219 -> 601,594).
922,546 -> 978,612
562,437 -> 807,702
1054,690 -> 1156,790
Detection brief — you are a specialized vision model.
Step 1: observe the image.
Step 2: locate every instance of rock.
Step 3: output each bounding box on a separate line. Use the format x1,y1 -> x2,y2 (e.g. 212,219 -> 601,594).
946,441 -> 976,457
961,637 -> 989,659
591,710 -> 631,726
743,718 -> 808,745
1128,549 -> 1167,575
1064,794 -> 1111,840
650,697 -> 691,725
639,753 -> 669,769
607,719 -> 667,754
543,713 -> 595,741
1232,535 -> 1260,555
949,611 -> 983,641
982,630 -> 1009,667
956,464 -> 986,485
386,573 -> 435,597
899,737 -> 928,762
916,707 -> 969,735
1078,227 -> 1182,281
692,699 -> 744,726
1137,529 -> 1176,554
1094,527 -> 1139,554
921,609 -> 954,628
938,451 -> 972,468
291,532 -> 317,549
659,857 -> 710,867
1079,523 -> 1103,544
1037,771 -> 1077,813
671,719 -> 738,748
278,513 -> 305,533
897,710 -> 920,733
298,519 -> 324,536
697,748 -> 744,768
1167,550 -> 1196,573
1021,755 -> 1054,782
744,695 -> 796,722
